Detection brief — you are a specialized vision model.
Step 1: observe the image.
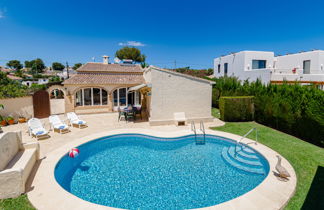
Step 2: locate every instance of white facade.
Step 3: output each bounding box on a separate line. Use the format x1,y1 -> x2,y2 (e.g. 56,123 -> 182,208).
22,78 -> 49,87
214,50 -> 324,89
214,51 -> 273,84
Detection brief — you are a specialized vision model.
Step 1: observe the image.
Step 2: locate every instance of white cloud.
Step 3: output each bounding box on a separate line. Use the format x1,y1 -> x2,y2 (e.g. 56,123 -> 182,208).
0,8 -> 6,19
118,41 -> 146,47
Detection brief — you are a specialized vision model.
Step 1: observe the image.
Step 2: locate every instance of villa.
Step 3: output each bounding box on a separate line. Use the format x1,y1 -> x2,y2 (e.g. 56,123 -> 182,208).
213,50 -> 324,89
61,56 -> 215,125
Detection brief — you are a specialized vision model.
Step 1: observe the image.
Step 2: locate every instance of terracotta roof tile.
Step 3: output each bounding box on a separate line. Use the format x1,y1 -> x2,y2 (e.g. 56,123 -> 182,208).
7,74 -> 22,80
63,73 -> 145,85
77,63 -> 143,73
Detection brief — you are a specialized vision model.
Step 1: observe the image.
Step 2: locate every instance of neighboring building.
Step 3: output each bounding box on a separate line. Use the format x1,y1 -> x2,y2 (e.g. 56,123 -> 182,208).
214,50 -> 324,89
62,56 -> 214,125
22,78 -> 49,87
43,68 -> 76,80
0,67 -> 13,74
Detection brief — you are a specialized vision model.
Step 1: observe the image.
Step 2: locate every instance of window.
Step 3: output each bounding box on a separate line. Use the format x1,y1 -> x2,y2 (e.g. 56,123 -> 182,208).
113,90 -> 118,106
303,60 -> 311,74
102,90 -> 108,105
75,90 -> 83,106
113,88 -> 141,108
119,88 -> 127,106
252,60 -> 266,69
224,63 -> 228,76
75,88 -> 108,107
218,64 -> 221,73
84,88 -> 92,106
93,88 -> 101,105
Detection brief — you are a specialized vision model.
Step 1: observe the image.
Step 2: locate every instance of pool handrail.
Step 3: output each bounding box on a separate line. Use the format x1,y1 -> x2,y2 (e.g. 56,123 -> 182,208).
235,128 -> 258,154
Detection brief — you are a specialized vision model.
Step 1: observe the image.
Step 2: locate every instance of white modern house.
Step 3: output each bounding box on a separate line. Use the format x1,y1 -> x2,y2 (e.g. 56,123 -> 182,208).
214,50 -> 324,89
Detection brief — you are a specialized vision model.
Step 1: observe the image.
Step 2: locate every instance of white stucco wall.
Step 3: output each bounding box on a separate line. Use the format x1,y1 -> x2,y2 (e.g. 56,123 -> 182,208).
275,50 -> 324,74
0,97 -> 34,119
214,51 -> 272,84
149,67 -> 213,125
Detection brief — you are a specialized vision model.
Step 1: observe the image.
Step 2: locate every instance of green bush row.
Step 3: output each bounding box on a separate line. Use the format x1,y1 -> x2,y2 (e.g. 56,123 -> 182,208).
219,96 -> 254,122
210,76 -> 324,147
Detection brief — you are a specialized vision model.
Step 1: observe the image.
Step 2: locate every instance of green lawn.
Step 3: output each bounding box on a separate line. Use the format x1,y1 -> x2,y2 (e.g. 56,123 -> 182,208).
0,195 -> 34,210
211,108 -> 324,210
1,109 -> 323,210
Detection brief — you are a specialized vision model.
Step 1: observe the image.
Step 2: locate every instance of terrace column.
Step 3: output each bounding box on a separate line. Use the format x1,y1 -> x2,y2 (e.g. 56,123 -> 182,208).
108,92 -> 113,112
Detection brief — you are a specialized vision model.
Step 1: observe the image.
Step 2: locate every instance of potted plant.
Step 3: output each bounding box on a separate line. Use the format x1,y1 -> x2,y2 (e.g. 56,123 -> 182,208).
0,115 -> 7,126
18,116 -> 27,123
0,105 -> 5,130
6,116 -> 15,125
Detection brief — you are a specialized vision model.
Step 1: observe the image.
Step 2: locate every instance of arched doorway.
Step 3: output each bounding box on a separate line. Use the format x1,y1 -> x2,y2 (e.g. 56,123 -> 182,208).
48,86 -> 66,115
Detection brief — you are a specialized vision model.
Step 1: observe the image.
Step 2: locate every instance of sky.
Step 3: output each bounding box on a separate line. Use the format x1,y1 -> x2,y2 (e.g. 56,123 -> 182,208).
1,0 -> 324,69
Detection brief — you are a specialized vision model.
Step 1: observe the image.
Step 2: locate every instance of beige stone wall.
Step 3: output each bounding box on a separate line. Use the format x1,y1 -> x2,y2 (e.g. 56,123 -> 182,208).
0,96 -> 33,119
149,68 -> 213,124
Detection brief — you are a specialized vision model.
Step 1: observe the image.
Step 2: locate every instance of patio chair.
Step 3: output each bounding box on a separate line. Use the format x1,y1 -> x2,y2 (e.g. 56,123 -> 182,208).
125,105 -> 135,122
134,106 -> 142,120
67,112 -> 87,128
118,107 -> 126,122
48,115 -> 70,134
27,118 -> 50,140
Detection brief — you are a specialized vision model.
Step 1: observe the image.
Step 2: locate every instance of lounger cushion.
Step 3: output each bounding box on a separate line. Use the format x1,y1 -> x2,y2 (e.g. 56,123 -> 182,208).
31,128 -> 47,136
53,124 -> 68,130
72,120 -> 86,125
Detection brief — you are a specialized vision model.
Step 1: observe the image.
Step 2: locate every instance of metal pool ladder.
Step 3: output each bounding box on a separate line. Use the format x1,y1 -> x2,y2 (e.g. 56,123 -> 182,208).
235,128 -> 258,154
191,121 -> 206,145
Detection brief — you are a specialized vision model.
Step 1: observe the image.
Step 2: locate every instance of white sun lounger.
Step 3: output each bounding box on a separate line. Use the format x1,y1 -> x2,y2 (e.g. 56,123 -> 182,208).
49,115 -> 70,134
27,118 -> 50,139
67,112 -> 87,128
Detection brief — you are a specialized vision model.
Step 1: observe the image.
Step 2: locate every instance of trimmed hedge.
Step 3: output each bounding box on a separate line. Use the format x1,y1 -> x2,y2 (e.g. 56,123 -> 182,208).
210,76 -> 324,147
219,96 -> 254,121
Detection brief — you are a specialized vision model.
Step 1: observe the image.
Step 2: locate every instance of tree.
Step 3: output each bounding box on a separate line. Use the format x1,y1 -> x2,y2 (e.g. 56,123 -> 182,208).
52,62 -> 65,71
73,63 -> 82,70
24,60 -> 32,68
25,58 -> 46,74
6,60 -> 23,70
115,47 -> 146,63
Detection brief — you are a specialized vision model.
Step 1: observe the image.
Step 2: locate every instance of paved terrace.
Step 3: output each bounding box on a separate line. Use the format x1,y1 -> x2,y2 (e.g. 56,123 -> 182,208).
1,113 -> 225,159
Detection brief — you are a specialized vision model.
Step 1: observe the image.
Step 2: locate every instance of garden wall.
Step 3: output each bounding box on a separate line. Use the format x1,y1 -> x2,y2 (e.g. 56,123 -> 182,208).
0,96 -> 34,119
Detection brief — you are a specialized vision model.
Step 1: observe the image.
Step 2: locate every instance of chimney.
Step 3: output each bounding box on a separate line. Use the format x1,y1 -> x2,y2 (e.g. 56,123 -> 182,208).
103,55 -> 109,64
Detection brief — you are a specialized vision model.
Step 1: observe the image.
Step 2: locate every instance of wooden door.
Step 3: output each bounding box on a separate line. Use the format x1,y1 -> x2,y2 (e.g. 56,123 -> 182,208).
33,90 -> 51,118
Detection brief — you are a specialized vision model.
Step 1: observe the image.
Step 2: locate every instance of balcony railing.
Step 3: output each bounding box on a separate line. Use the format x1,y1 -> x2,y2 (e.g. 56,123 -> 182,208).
272,68 -> 324,75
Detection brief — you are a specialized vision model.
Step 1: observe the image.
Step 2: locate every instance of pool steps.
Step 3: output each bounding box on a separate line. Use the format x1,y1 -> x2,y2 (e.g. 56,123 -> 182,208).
222,146 -> 265,175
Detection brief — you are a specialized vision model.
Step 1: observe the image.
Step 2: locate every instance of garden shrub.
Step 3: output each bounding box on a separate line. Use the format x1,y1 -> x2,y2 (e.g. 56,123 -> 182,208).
210,76 -> 324,147
219,96 -> 254,121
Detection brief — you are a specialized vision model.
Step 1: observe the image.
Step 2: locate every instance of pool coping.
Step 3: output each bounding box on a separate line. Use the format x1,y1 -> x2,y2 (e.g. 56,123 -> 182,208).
27,128 -> 297,210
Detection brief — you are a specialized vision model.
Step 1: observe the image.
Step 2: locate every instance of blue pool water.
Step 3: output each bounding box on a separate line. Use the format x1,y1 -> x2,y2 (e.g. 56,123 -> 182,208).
55,134 -> 269,209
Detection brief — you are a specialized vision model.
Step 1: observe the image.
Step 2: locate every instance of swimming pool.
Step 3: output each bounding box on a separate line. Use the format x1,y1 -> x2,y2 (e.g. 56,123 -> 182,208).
54,134 -> 269,209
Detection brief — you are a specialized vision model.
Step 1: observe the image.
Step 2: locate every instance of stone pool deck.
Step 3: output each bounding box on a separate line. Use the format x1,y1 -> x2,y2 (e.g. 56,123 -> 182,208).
2,113 -> 296,210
